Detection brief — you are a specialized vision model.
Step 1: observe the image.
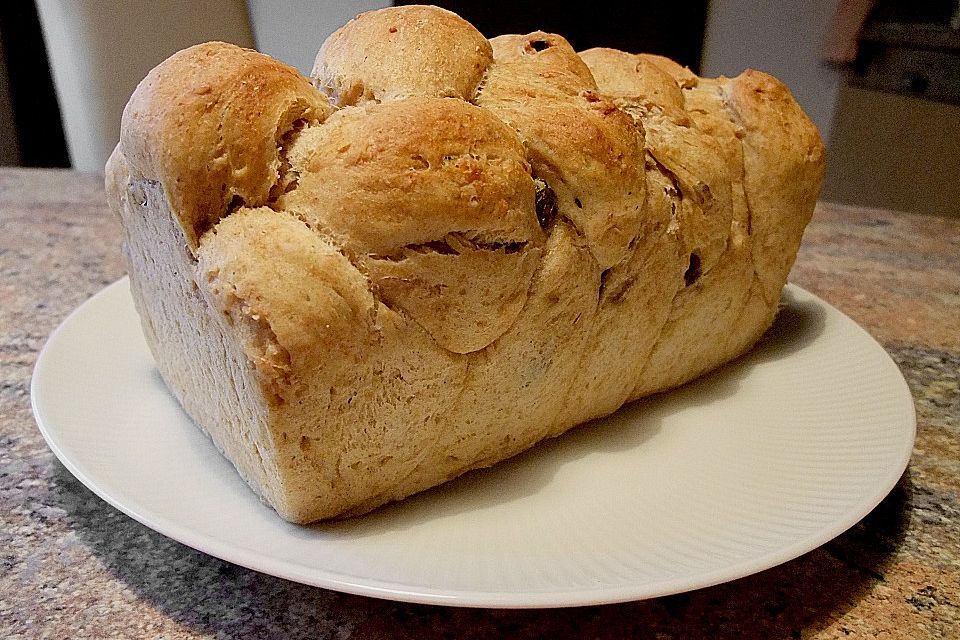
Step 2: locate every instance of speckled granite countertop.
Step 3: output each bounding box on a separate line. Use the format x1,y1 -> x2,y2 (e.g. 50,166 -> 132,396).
1,168 -> 957,638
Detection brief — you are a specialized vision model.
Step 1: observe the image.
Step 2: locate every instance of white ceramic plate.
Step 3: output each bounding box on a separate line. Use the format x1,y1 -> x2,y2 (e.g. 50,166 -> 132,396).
32,278 -> 915,608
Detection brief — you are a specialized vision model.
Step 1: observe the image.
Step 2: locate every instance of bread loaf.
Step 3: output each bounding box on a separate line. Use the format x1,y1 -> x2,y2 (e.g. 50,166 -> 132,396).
105,5 -> 825,523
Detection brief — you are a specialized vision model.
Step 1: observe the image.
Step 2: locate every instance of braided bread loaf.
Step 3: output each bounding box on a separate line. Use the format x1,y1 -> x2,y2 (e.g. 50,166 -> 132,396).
106,5 -> 824,522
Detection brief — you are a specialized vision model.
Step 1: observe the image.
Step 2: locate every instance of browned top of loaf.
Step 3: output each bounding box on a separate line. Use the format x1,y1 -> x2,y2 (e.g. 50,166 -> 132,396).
113,2 -> 824,389
119,42 -> 334,249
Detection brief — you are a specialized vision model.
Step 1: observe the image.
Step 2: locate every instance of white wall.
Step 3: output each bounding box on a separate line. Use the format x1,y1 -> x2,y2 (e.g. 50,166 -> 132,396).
702,0 -> 843,142
37,0 -> 253,172
245,0 -> 390,76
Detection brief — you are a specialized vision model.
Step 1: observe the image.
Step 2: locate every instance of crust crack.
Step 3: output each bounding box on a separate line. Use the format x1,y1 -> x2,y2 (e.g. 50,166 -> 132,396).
368,233 -> 528,262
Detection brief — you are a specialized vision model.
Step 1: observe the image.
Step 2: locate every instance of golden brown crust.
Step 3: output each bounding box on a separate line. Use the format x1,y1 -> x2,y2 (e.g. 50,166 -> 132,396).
312,5 -> 493,106
579,48 -> 685,111
109,5 -> 825,523
120,42 -> 334,249
487,33 -> 597,97
277,97 -> 542,254
580,48 -> 825,395
721,70 -> 826,304
478,36 -> 646,270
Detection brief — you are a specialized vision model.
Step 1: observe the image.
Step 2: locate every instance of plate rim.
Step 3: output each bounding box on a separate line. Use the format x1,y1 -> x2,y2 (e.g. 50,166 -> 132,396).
31,277 -> 917,608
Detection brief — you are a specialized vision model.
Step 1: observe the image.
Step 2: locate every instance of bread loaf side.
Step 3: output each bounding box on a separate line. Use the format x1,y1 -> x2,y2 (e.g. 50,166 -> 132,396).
106,5 -> 824,522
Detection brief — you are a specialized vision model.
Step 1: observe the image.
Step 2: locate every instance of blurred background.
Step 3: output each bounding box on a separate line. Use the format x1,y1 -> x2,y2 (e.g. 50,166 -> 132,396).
0,0 -> 957,216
